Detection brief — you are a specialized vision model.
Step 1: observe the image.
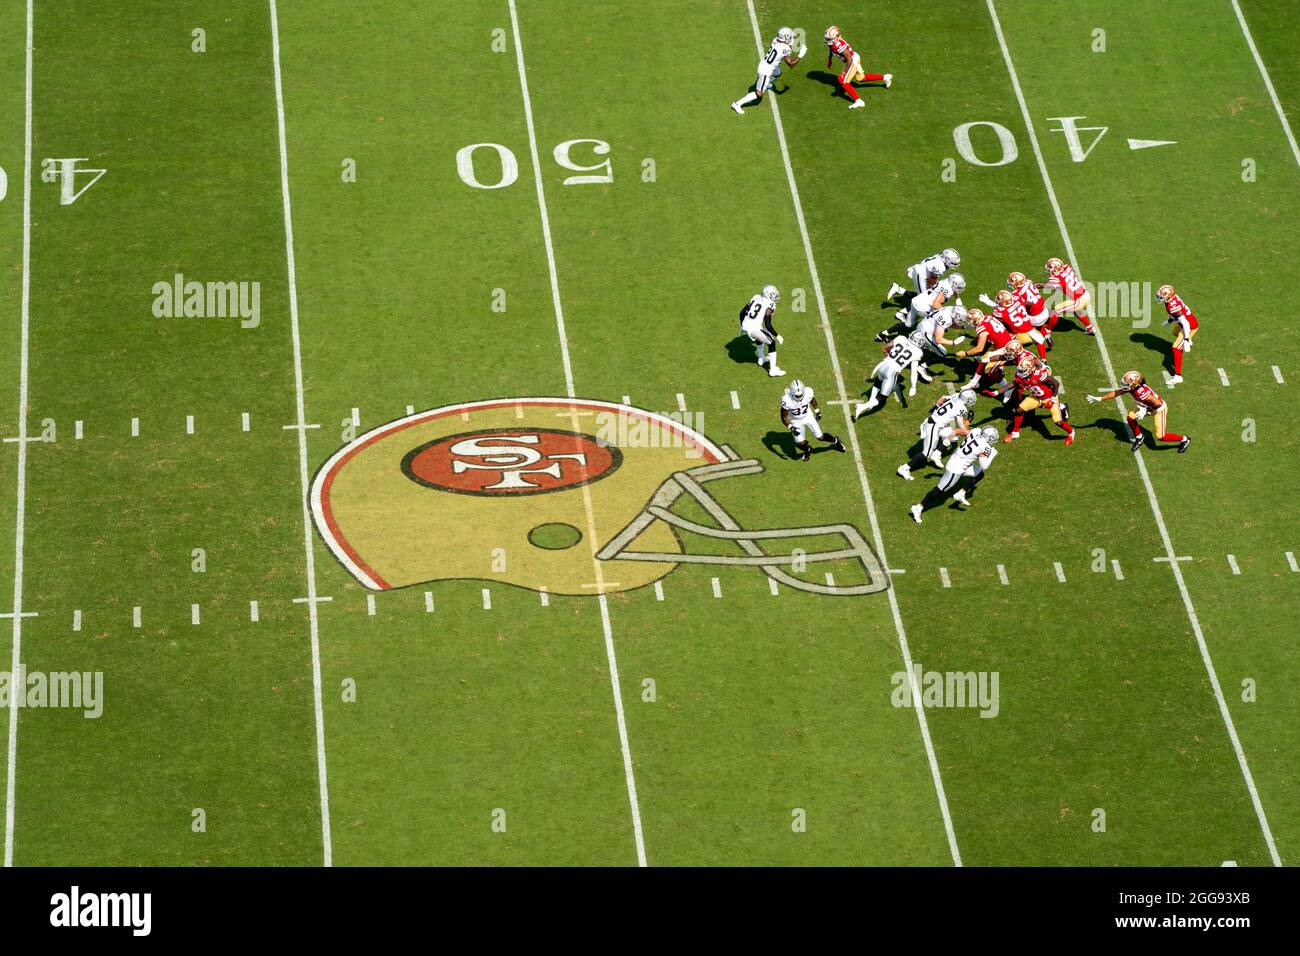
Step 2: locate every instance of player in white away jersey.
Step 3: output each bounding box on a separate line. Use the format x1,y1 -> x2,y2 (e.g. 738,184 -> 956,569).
914,304 -> 968,360
886,248 -> 960,301
909,426 -> 999,523
896,389 -> 977,480
732,27 -> 806,113
780,379 -> 846,462
739,284 -> 785,376
854,334 -> 925,417
879,273 -> 966,341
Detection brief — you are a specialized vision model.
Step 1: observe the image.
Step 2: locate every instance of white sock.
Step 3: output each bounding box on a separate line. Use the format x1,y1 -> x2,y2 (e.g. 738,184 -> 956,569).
738,91 -> 760,107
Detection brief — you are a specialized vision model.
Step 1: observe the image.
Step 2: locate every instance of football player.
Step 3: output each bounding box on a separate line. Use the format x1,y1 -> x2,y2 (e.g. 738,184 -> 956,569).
897,389 -> 977,480
956,309 -> 1014,397
732,27 -> 806,113
915,304 -> 968,360
855,334 -> 925,417
1156,284 -> 1198,385
880,272 -> 966,341
981,287 -> 1046,359
1008,271 -> 1053,350
886,248 -> 960,301
823,25 -> 891,110
1005,353 -> 1074,445
909,426 -> 1000,523
739,284 -> 785,377
781,378 -> 846,461
1041,256 -> 1095,335
1087,370 -> 1190,453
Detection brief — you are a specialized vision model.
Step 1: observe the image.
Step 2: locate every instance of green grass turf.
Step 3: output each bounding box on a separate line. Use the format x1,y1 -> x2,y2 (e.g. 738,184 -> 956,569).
0,0 -> 1293,865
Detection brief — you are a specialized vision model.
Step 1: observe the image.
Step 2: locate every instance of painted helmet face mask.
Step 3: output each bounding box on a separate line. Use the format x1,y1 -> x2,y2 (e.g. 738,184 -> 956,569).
312,398 -> 890,597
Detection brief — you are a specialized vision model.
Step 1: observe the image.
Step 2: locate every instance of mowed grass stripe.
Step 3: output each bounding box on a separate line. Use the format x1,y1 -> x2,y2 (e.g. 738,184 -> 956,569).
276,0 -> 645,865
513,0 -> 955,864
0,0 -> 29,865
763,0 -> 1273,864
14,0 -> 323,865
994,0 -> 1297,862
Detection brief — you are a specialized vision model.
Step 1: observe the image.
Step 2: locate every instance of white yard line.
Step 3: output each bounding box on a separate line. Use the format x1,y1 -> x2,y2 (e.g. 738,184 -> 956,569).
1230,0 -> 1300,169
746,0 -> 962,867
508,0 -> 646,867
987,0 -> 1281,866
3,0 -> 33,868
268,0 -> 333,867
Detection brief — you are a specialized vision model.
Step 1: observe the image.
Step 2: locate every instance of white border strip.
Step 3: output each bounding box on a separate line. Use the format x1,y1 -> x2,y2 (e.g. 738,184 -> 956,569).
3,0 -> 34,868
268,0 -> 333,867
508,0 -> 646,866
1231,0 -> 1300,169
746,0 -> 962,866
987,0 -> 1280,866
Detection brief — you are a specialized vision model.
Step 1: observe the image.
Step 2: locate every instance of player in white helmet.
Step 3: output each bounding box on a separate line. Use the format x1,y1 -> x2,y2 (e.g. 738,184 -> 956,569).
897,389 -> 977,480
738,284 -> 785,376
781,378 -> 846,462
732,27 -> 806,113
878,272 -> 965,341
854,333 -> 926,417
886,248 -> 960,301
909,425 -> 999,523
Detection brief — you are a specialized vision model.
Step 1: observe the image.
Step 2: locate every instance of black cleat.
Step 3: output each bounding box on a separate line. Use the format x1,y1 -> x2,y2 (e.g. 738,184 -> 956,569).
1177,436 -> 1191,454
832,438 -> 846,453
875,330 -> 890,343
800,449 -> 811,462
1130,432 -> 1145,453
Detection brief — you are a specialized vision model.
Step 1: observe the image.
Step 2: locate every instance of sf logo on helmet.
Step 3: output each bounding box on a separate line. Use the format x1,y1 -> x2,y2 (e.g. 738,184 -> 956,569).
402,429 -> 621,495
310,398 -> 890,598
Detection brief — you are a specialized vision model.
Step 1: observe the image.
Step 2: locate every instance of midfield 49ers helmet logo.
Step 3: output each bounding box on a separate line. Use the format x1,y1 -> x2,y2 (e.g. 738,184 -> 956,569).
401,429 -> 622,496
309,398 -> 890,597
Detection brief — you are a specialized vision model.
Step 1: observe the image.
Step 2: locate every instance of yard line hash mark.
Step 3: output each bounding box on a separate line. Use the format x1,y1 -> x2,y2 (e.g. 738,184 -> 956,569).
1286,551 -> 1298,573
269,0 -> 334,867
5,0 -> 34,868
997,564 -> 1009,586
1272,366 -> 1285,385
939,567 -> 951,589
1218,368 -> 1231,387
749,0 -> 961,867
1053,562 -> 1066,583
988,0 -> 1281,866
1226,554 -> 1241,576
510,0 -> 646,867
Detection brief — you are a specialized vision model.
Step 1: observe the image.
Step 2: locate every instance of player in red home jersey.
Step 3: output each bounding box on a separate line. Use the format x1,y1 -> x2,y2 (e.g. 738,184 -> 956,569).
955,308 -> 1013,397
1156,284 -> 1198,385
1042,257 -> 1095,335
988,289 -> 1046,359
824,26 -> 891,110
1087,370 -> 1190,454
1005,355 -> 1074,445
1009,271 -> 1053,349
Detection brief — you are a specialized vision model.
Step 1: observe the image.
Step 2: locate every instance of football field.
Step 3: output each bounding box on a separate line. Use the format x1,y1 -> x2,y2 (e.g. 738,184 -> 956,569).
0,0 -> 1296,867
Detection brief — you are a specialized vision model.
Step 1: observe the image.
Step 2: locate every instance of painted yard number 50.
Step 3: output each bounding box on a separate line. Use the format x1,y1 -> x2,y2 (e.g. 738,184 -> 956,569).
456,139 -> 613,190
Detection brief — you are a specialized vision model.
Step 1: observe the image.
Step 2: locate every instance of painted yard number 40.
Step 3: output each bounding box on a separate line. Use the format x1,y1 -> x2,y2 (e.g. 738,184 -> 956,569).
456,139 -> 613,190
953,117 -> 1109,166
